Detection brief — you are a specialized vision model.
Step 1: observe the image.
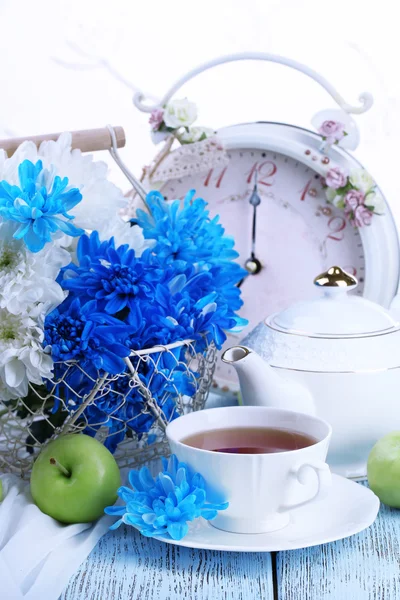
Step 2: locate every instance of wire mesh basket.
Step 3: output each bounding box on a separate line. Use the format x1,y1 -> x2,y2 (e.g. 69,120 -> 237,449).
0,339 -> 217,478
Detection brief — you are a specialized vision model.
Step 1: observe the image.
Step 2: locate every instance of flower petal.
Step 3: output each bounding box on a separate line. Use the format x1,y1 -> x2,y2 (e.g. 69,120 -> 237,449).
4,359 -> 26,388
166,521 -> 189,541
158,473 -> 175,496
104,505 -> 126,516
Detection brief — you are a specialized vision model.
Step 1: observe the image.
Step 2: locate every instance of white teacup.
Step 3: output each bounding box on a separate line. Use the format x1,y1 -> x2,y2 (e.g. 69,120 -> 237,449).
166,406 -> 332,534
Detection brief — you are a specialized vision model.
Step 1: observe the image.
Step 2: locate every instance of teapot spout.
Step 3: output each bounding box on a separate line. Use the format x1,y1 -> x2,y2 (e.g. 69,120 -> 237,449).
222,346 -> 315,414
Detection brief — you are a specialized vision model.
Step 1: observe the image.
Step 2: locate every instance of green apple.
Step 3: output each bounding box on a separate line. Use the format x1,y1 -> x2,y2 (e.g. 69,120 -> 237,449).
367,431 -> 400,507
30,433 -> 121,523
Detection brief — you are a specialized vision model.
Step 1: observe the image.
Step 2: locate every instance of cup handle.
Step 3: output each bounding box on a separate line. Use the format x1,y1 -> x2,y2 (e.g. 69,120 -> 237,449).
279,460 -> 332,512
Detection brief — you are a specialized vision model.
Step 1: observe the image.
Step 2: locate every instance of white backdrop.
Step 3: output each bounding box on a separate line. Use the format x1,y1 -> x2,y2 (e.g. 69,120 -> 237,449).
0,0 -> 399,223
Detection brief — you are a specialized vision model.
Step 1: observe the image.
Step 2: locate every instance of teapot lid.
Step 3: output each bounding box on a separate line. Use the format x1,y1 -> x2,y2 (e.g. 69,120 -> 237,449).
266,266 -> 399,338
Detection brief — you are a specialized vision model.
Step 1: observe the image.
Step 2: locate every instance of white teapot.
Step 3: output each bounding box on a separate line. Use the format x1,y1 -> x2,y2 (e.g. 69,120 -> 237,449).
222,266 -> 400,478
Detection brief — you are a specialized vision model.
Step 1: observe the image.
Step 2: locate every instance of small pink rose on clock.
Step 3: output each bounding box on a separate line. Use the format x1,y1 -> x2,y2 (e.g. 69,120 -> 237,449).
325,167 -> 348,189
318,120 -> 346,144
344,189 -> 365,211
347,204 -> 373,228
149,109 -> 165,131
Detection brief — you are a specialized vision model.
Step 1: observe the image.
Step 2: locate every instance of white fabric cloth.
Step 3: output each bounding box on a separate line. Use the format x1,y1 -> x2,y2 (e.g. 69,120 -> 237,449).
0,474 -> 111,600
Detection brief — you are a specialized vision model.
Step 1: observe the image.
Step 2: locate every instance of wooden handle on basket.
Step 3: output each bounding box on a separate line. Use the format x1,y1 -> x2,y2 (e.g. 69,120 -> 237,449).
0,126 -> 126,156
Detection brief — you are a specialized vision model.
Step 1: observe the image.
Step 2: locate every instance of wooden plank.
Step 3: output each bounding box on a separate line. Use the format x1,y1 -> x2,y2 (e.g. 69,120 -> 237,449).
0,126 -> 126,156
277,482 -> 400,600
61,525 -> 274,600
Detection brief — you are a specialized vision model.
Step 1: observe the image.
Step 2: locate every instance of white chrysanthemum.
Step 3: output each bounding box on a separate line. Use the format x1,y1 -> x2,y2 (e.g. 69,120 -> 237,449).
0,308 -> 53,400
0,222 -> 69,315
96,215 -> 155,256
0,132 -> 127,231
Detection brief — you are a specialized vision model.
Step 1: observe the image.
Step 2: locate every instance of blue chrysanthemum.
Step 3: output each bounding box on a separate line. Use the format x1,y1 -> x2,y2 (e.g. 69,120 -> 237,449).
105,454 -> 228,540
150,274 -> 246,350
48,348 -> 193,452
44,297 -> 133,374
62,232 -> 161,314
83,388 -> 178,453
0,159 -> 84,252
136,189 -> 240,268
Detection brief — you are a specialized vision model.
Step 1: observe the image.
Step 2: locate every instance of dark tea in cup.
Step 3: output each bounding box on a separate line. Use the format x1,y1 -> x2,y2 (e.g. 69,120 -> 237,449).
181,426 -> 317,454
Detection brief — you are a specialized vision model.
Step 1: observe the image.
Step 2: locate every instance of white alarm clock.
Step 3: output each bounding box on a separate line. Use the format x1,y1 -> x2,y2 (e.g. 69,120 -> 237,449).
132,53 -> 400,391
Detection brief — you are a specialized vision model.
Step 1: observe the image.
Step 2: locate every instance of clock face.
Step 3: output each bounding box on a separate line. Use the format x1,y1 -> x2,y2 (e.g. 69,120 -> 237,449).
161,147 -> 366,389
157,116 -> 400,391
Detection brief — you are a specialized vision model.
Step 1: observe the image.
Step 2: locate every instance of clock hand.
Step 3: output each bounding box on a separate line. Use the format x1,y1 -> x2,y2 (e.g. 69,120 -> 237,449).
247,170 -> 263,273
238,172 -> 263,287
247,173 -> 263,273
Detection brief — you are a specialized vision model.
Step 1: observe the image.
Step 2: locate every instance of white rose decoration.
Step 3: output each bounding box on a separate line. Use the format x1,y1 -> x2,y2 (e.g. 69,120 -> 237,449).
163,98 -> 198,129
177,126 -> 215,144
325,187 -> 343,207
366,190 -> 385,214
349,169 -> 375,193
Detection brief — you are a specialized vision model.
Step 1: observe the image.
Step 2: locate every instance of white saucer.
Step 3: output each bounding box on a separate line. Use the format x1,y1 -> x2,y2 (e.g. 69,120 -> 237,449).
155,474 -> 379,552
331,459 -> 368,480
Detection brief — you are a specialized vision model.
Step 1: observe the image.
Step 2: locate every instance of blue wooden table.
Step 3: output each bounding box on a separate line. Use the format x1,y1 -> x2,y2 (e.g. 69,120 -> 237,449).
61,396 -> 400,599
61,490 -> 400,600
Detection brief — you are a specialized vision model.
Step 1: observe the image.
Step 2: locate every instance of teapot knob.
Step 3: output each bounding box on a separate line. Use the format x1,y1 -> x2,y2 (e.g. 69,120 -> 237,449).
314,266 -> 358,290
